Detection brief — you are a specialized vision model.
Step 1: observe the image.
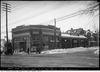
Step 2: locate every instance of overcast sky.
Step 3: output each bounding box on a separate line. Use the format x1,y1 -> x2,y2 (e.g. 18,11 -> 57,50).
1,1 -> 99,39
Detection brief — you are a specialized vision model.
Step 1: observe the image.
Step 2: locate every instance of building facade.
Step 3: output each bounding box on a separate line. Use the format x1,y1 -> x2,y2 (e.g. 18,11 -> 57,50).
12,25 -> 61,53
61,34 -> 87,48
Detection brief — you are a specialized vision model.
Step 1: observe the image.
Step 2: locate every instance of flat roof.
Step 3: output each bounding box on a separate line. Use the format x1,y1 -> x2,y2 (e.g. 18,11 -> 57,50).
12,25 -> 60,32
61,34 -> 87,39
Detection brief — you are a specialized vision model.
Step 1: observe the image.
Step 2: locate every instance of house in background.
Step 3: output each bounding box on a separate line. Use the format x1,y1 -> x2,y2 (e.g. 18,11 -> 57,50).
65,28 -> 86,36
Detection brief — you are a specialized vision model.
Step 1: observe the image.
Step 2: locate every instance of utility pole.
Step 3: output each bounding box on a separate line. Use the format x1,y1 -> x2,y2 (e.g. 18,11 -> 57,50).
2,3 -> 11,50
54,18 -> 56,49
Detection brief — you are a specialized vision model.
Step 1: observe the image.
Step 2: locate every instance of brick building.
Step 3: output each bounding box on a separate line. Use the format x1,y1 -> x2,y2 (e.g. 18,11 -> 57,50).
12,25 -> 61,53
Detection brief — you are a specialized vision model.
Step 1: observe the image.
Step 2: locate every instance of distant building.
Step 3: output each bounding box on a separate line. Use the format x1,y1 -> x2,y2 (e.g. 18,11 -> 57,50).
12,25 -> 61,53
1,39 -> 5,47
1,39 -> 6,51
65,28 -> 85,36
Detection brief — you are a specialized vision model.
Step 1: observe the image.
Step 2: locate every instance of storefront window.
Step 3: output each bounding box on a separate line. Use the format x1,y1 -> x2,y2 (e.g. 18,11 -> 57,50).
73,39 -> 77,43
33,35 -> 39,40
44,36 -> 48,41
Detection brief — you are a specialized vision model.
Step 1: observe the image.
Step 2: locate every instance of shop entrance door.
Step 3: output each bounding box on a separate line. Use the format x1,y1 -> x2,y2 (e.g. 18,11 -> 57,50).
19,42 -> 26,52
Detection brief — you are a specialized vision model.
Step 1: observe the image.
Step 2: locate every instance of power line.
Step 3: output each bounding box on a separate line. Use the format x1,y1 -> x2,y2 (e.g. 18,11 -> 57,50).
1,3 -> 99,30
1,3 -> 99,28
57,4 -> 99,22
42,3 -> 99,24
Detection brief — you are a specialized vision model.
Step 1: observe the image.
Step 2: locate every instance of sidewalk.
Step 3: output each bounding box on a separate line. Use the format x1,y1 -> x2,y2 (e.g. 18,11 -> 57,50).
41,47 -> 99,54
12,47 -> 99,55
13,51 -> 28,55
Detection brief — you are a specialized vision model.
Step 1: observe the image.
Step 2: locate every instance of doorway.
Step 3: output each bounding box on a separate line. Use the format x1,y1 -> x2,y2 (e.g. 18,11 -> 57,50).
19,42 -> 26,52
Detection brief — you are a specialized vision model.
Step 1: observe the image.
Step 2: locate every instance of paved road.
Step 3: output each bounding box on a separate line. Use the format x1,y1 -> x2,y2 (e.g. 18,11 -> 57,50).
1,50 -> 99,67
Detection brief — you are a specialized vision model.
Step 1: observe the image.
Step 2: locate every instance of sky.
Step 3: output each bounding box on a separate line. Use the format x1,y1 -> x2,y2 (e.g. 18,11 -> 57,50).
1,1 -> 99,39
